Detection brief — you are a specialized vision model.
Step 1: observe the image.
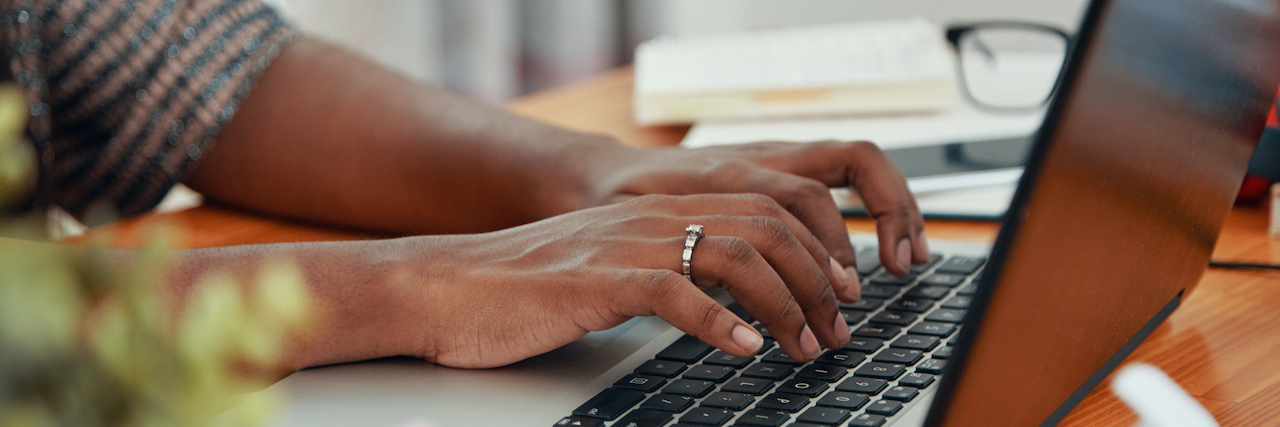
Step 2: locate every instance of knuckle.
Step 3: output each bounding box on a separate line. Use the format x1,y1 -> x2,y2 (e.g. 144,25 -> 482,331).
717,237 -> 759,267
739,193 -> 783,215
752,216 -> 793,250
795,178 -> 829,199
695,302 -> 722,331
639,270 -> 683,302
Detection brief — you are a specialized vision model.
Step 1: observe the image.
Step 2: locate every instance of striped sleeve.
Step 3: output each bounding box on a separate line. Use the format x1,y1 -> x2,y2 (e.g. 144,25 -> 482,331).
0,0 -> 295,221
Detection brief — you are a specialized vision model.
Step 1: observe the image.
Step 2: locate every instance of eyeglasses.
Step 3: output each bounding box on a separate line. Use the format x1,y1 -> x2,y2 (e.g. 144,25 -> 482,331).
946,22 -> 1072,112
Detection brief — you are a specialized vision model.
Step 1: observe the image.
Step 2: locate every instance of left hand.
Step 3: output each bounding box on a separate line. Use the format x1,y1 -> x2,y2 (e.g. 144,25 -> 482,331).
576,140 -> 931,298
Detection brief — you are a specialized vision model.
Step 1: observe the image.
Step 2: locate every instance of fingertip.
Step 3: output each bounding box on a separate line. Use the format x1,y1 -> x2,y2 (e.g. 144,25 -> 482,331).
829,257 -> 851,295
895,237 -> 912,272
732,324 -> 764,355
832,312 -> 851,348
799,325 -> 820,360
843,266 -> 862,302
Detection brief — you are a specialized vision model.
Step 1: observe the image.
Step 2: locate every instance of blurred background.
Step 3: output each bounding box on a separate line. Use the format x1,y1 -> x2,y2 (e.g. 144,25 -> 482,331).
266,0 -> 1088,104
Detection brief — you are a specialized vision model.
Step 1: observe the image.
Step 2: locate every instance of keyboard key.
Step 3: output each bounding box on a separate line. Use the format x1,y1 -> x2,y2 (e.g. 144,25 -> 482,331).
882,386 -> 920,401
908,322 -> 957,337
873,348 -> 924,365
816,391 -> 870,410
860,284 -> 898,299
736,409 -> 791,426
614,374 -> 666,392
843,337 -> 884,353
942,295 -> 973,309
841,309 -> 868,325
554,416 -> 604,427
797,407 -> 851,425
854,362 -> 906,380
777,379 -> 829,397
935,256 -> 986,274
573,388 -> 645,420
701,391 -> 754,410
908,254 -> 944,274
760,338 -> 776,354
703,350 -> 755,368
753,323 -> 774,339
956,282 -> 979,295
869,271 -> 917,286
891,335 -> 941,351
613,409 -> 673,427
721,376 -> 774,395
848,413 -> 887,427
852,325 -> 901,339
840,297 -> 885,312
854,248 -> 881,276
836,377 -> 888,394
886,298 -> 933,313
925,309 -> 967,323
663,379 -> 716,397
635,360 -> 687,377
905,286 -> 951,300
814,349 -> 864,367
679,407 -> 733,426
640,393 -> 695,412
657,336 -> 714,363
869,311 -> 917,326
756,393 -> 809,412
920,273 -> 965,287
742,362 -> 793,380
796,364 -> 846,382
683,364 -> 735,382
933,345 -> 955,359
866,400 -> 903,416
899,372 -> 935,388
917,358 -> 948,374
762,348 -> 805,365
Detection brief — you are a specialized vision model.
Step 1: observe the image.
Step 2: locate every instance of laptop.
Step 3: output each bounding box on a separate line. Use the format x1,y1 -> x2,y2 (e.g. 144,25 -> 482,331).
251,0 -> 1280,425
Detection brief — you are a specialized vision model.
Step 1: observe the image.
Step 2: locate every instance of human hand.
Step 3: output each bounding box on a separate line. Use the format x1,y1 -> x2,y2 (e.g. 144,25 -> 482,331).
394,194 -> 857,368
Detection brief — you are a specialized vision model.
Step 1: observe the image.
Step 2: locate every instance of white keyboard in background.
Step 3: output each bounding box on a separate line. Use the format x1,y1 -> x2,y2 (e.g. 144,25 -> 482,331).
634,18 -> 957,126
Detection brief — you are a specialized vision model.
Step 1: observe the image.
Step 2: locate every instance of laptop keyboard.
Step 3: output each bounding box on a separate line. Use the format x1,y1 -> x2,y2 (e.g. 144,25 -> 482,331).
557,248 -> 986,427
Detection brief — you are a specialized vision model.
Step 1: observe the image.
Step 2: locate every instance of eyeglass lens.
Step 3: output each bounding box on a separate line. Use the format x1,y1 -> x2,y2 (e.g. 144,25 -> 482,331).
958,27 -> 1068,110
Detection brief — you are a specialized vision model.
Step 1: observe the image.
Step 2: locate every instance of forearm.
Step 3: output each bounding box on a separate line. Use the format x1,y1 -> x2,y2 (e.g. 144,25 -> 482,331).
185,36 -> 629,234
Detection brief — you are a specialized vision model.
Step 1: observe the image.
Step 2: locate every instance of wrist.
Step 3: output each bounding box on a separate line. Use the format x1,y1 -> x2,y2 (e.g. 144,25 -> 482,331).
532,131 -> 636,217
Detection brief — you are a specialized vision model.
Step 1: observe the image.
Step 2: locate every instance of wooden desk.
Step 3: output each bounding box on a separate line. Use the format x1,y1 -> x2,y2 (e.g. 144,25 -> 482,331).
90,68 -> 1280,426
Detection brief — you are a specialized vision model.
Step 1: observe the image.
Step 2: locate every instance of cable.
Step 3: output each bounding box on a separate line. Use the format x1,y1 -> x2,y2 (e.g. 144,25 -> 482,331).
1208,261 -> 1280,271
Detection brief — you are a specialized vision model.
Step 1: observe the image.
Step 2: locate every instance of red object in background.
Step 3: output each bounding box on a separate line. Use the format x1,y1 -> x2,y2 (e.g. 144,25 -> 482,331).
1237,89 -> 1280,202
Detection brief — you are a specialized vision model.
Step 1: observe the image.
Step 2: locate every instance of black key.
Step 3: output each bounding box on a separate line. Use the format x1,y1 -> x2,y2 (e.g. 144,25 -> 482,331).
935,256 -> 986,274
942,295 -> 973,309
663,379 -> 715,397
701,391 -> 754,410
795,364 -> 846,382
742,362 -> 793,380
869,271 -> 917,286
614,374 -> 667,392
721,376 -> 774,395
753,323 -> 773,339
554,416 -> 604,427
727,302 -> 755,324
777,379 -> 829,397
843,337 -> 884,353
814,349 -> 864,367
657,335 -> 714,363
573,388 -> 645,420
756,393 -> 809,412
865,400 -> 903,416
917,358 -> 948,374
840,297 -> 885,312
679,407 -> 734,426
613,409 -> 673,427
860,284 -> 898,299
886,298 -> 933,313
836,377 -> 888,394
908,322 -> 957,337
891,335 -> 940,351
905,286 -> 951,300
816,391 -> 870,410
848,413 -> 887,427
636,360 -> 687,377
908,254 -> 943,274
640,393 -> 695,413
683,364 -> 735,382
854,362 -> 906,380
789,423 -> 826,427
933,345 -> 955,359
735,409 -> 791,427
873,348 -> 923,365
703,350 -> 755,369
841,309 -> 868,325
797,407 -> 851,425
899,372 -> 935,388
956,282 -> 978,295
762,348 -> 805,365
920,273 -> 965,288
925,309 -> 967,323
869,311 -> 917,326
882,386 -> 919,401
760,338 -> 776,354
852,325 -> 901,340
854,248 -> 881,276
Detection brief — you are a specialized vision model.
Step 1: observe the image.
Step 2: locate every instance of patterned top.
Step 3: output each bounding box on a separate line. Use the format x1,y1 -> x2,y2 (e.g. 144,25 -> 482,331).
0,0 -> 294,221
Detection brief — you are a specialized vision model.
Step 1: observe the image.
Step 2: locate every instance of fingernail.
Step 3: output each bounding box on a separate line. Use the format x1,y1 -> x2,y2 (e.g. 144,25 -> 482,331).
799,325 -> 821,359
832,312 -> 851,345
732,324 -> 764,354
830,257 -> 850,288
844,266 -> 861,299
896,238 -> 912,272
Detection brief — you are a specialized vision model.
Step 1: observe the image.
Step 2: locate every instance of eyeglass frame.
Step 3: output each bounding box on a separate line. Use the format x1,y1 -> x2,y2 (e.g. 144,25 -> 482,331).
945,21 -> 1074,113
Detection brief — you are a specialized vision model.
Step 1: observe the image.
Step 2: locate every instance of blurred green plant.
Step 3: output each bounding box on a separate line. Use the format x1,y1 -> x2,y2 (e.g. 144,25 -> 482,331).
0,86 -> 312,426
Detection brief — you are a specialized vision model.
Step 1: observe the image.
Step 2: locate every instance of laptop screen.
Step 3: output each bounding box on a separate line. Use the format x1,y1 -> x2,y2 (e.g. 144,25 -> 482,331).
928,0 -> 1280,425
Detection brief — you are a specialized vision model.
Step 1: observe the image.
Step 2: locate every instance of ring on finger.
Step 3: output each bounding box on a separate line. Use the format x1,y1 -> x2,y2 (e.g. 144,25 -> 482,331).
682,224 -> 705,282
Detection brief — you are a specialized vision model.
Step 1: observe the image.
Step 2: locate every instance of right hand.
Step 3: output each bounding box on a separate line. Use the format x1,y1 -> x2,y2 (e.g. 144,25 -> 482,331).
394,193 -> 858,368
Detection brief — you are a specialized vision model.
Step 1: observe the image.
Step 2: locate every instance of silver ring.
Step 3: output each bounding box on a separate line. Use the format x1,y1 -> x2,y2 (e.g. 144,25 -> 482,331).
683,224 -> 705,282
